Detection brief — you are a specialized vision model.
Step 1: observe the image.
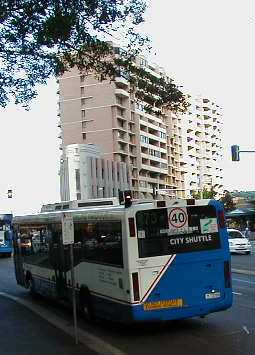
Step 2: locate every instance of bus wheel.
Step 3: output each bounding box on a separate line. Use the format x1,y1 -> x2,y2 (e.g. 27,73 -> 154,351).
25,273 -> 36,296
79,287 -> 94,321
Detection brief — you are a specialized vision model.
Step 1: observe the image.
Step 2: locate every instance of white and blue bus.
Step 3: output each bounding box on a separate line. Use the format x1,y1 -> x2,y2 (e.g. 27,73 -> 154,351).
13,196 -> 232,323
0,214 -> 13,257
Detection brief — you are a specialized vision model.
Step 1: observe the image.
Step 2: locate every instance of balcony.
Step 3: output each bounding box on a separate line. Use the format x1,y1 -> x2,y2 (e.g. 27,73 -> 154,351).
115,77 -> 129,88
141,163 -> 168,174
115,88 -> 129,98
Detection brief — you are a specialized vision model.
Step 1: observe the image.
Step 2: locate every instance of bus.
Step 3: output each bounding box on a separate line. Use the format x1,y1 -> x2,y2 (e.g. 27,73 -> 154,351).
13,196 -> 232,323
0,214 -> 13,257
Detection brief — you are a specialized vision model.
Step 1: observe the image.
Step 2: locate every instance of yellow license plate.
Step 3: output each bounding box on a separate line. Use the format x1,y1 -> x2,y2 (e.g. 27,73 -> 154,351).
143,298 -> 183,311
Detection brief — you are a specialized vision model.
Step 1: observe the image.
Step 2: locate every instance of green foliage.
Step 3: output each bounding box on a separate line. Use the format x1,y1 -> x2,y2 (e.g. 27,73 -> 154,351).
0,0 -> 147,108
220,190 -> 236,212
115,57 -> 189,114
192,186 -> 218,200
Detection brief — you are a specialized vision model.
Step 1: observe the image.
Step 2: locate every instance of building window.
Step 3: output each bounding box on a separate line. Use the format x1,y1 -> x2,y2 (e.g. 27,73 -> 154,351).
81,87 -> 85,96
81,98 -> 85,106
116,97 -> 123,105
140,135 -> 149,144
80,75 -> 85,83
81,110 -> 85,118
159,132 -> 166,139
117,107 -> 125,117
140,58 -> 148,67
139,181 -> 147,187
76,193 -> 81,200
82,121 -> 86,130
82,133 -> 86,140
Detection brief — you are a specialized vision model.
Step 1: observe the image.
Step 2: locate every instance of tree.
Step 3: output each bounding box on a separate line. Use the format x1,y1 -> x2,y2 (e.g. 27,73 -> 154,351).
0,0 -> 189,113
220,190 -> 236,212
192,186 -> 218,200
115,57 -> 189,114
0,0 -> 147,107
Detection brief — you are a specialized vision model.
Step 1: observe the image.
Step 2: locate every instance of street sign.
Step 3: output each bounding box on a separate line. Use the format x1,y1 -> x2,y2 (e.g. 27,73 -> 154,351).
168,207 -> 188,230
62,212 -> 74,245
61,212 -> 78,344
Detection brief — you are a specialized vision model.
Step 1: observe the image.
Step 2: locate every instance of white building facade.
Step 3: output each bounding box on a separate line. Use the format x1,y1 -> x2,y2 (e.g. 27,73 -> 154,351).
60,144 -> 131,201
182,96 -> 223,197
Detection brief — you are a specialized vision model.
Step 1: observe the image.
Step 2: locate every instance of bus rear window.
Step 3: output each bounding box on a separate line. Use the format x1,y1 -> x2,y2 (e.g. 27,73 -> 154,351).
136,205 -> 221,258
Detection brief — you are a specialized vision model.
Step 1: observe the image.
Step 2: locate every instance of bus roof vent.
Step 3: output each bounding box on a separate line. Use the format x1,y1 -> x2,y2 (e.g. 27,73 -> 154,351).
72,197 -> 119,208
41,197 -> 120,212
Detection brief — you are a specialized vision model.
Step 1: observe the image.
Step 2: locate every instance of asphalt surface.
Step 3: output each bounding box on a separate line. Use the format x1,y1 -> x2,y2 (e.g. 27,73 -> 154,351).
0,256 -> 98,355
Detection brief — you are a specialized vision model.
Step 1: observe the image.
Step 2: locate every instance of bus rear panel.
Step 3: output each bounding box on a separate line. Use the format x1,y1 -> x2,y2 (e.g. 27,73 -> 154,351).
127,200 -> 232,322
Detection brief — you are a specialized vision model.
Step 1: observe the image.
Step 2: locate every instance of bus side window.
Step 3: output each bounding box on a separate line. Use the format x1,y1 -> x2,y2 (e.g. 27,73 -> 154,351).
19,226 -> 51,266
74,221 -> 123,267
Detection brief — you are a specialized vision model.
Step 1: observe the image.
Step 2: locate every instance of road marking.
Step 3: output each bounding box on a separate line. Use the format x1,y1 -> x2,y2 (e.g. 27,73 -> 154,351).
243,326 -> 250,334
0,291 -> 126,355
232,269 -> 255,276
233,292 -> 243,295
233,278 -> 255,285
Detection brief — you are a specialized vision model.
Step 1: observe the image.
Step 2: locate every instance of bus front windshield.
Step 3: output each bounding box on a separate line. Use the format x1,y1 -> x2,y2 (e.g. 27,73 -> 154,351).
136,205 -> 221,258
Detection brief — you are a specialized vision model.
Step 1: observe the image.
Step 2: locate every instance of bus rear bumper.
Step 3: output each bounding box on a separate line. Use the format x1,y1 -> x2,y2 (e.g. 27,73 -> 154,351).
93,292 -> 233,324
129,292 -> 233,323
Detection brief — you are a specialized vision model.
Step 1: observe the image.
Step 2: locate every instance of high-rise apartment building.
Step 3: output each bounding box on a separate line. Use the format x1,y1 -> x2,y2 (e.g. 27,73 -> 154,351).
58,49 -> 223,199
182,96 -> 223,197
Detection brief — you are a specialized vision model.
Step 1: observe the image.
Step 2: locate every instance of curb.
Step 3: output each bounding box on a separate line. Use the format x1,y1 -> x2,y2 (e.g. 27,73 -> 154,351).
232,268 -> 255,276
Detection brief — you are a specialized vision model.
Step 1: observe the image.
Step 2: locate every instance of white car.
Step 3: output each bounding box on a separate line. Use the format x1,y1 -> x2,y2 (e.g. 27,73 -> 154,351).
227,228 -> 252,254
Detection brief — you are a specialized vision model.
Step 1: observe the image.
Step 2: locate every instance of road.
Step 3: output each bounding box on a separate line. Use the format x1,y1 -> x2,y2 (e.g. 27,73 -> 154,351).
1,254 -> 255,355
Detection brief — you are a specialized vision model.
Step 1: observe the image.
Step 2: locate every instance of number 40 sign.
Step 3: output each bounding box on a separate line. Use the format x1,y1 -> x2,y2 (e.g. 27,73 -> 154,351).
168,208 -> 188,231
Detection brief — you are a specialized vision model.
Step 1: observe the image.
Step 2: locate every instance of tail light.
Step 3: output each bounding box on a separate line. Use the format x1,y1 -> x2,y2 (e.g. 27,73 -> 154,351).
224,261 -> 231,288
128,217 -> 136,238
157,201 -> 166,208
132,272 -> 140,301
218,210 -> 226,229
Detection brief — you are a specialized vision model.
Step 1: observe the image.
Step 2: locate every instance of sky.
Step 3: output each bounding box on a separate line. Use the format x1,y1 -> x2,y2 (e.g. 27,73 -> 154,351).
1,0 -> 255,215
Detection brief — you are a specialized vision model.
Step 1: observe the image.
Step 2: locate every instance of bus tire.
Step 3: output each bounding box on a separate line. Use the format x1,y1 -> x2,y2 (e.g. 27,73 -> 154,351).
25,272 -> 36,296
79,287 -> 94,321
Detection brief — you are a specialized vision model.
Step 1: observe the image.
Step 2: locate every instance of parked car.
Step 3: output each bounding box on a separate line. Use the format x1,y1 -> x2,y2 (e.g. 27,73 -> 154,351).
227,228 -> 252,254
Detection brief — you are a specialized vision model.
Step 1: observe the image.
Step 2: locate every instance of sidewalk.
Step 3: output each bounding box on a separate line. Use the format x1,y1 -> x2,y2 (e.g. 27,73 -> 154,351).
0,295 -> 97,355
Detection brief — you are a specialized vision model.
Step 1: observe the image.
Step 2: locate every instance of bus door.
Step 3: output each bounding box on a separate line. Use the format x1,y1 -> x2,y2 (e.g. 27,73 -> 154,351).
13,227 -> 26,286
49,223 -> 68,299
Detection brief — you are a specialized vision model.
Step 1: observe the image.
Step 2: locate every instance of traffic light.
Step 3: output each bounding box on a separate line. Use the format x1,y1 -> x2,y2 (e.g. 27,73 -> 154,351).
231,145 -> 240,161
7,189 -> 12,198
123,190 -> 132,208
